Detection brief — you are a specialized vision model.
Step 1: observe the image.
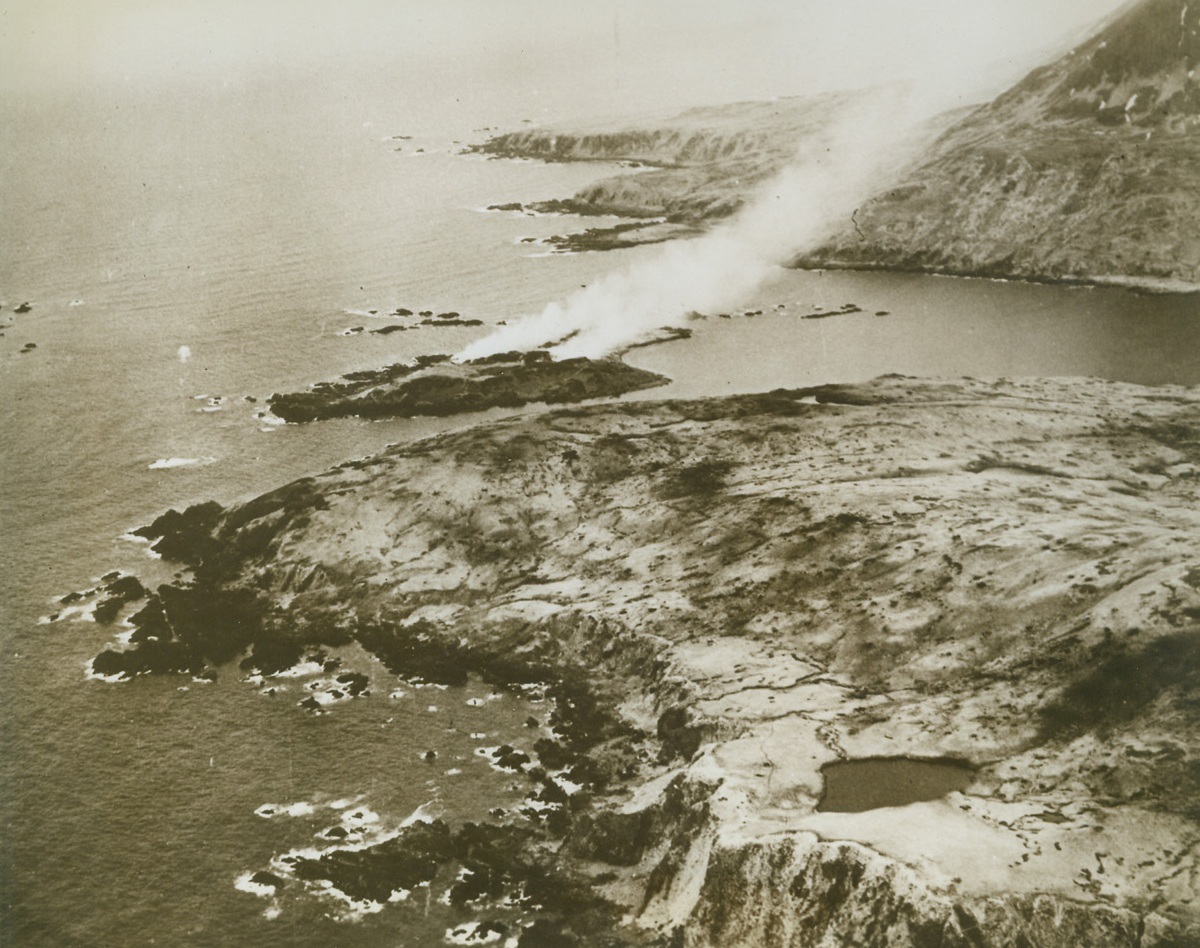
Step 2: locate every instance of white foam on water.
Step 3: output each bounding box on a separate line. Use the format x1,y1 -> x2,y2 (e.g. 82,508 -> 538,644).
551,775 -> 585,796
322,885 -> 386,921
234,872 -> 277,898
274,845 -> 326,865
256,801 -> 315,819
148,456 -> 216,470
400,802 -> 438,828
177,345 -> 191,363
271,661 -> 324,679
117,533 -> 162,560
341,808 -> 380,827
49,604 -> 96,624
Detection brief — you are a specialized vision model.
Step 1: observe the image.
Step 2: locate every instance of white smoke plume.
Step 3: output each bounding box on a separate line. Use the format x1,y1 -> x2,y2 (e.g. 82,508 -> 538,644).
456,84 -> 950,362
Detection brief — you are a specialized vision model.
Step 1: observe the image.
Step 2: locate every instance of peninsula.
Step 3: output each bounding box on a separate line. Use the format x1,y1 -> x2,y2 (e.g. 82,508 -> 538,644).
91,376 -> 1200,945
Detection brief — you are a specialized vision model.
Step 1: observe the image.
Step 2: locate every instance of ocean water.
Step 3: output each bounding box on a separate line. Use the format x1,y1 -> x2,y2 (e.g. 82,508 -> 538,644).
0,73 -> 665,948
2,66 -> 1199,947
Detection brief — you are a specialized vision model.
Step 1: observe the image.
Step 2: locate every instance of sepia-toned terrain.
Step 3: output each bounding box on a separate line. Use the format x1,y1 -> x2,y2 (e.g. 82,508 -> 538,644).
88,376 -> 1200,945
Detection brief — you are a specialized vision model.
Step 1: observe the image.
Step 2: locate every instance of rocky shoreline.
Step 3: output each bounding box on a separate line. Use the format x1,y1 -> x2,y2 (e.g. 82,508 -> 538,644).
88,375 -> 1200,945
471,0 -> 1200,289
469,91 -> 890,258
804,0 -> 1200,288
786,258 -> 1200,297
266,350 -> 670,424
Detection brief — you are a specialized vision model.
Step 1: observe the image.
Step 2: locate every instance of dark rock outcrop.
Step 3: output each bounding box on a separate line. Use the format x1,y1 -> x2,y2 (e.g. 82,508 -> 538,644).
267,352 -> 669,424
92,574 -> 146,624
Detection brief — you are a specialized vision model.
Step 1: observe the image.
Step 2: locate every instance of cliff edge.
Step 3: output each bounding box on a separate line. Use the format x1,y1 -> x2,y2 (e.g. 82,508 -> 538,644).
472,92 -> 887,250
91,376 -> 1200,945
477,0 -> 1200,286
801,0 -> 1200,288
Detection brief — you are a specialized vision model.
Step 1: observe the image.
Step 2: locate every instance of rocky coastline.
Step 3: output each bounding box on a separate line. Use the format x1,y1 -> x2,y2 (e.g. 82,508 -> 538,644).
266,350 -> 670,424
469,91 -> 881,256
473,0 -> 1200,288
803,0 -> 1200,288
89,375 -> 1200,945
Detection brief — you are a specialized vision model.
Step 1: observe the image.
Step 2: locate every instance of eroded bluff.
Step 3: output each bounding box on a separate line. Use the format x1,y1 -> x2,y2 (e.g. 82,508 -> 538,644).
98,376 -> 1200,945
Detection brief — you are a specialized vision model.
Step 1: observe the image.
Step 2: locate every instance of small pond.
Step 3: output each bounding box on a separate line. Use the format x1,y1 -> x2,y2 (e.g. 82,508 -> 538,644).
817,757 -> 977,813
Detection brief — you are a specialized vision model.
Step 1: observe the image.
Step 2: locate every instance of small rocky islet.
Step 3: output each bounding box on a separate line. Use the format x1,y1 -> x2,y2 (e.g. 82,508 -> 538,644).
86,375 -> 1200,945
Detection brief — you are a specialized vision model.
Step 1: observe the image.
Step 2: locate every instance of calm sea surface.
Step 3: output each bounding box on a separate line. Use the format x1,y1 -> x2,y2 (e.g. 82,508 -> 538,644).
2,70 -> 1198,947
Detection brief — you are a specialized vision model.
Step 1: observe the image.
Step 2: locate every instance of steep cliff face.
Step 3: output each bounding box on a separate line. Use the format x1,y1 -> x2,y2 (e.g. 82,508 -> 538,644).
681,835 -> 1165,947
90,377 -> 1200,944
477,0 -> 1199,284
801,0 -> 1200,286
991,0 -> 1200,128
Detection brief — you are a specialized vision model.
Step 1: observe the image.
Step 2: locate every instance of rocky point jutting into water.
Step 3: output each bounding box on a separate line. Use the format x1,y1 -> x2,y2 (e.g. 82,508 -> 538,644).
477,0 -> 1200,288
471,89 -> 935,252
266,350 -> 669,423
90,376 -> 1200,945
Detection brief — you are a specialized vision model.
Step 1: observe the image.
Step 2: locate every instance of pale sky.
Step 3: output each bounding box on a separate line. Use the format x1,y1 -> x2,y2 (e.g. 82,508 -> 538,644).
2,0 -> 1132,109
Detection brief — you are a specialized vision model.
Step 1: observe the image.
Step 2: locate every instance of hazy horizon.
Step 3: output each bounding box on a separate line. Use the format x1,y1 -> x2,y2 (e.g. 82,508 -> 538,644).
5,0 -> 1132,119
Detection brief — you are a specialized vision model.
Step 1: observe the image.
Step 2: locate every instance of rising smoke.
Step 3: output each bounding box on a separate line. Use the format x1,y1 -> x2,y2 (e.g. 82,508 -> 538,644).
456,84 -> 949,362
